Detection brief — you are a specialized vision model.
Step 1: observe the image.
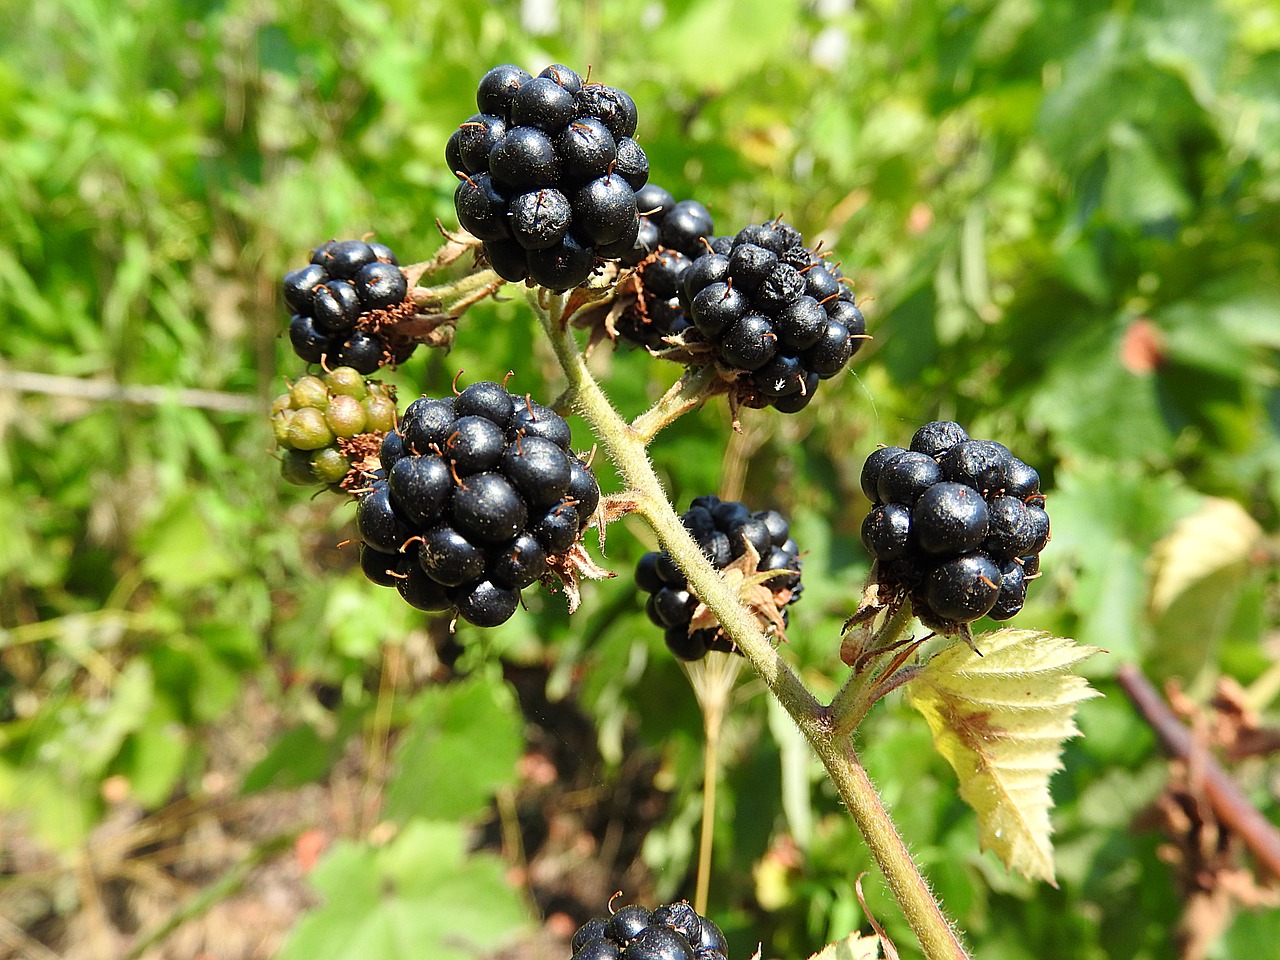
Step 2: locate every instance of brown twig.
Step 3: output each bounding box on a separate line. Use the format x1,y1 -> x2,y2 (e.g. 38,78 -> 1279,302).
1116,663 -> 1280,881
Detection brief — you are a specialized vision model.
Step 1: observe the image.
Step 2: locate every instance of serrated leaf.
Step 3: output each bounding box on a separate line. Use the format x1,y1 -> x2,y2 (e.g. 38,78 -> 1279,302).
808,932 -> 882,960
905,630 -> 1101,884
1148,496 -> 1263,616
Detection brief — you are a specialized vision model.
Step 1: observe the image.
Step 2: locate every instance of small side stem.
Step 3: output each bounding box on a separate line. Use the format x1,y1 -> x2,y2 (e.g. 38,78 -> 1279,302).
630,366 -> 719,443
412,268 -> 502,307
827,601 -> 917,740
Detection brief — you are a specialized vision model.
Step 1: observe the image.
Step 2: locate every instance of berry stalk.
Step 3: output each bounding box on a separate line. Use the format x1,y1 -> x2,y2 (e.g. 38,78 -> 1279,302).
529,289 -> 972,960
628,364 -> 719,443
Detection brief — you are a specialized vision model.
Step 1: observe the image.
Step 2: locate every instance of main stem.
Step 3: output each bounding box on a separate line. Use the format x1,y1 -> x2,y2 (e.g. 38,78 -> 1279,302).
532,293 -> 970,960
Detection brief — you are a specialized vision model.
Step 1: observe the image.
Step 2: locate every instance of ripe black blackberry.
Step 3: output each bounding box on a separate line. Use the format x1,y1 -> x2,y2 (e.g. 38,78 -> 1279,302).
611,184 -> 717,351
282,239 -> 414,373
680,219 -> 866,412
449,64 -> 647,291
271,367 -> 397,489
355,381 -> 602,627
857,422 -> 1049,631
636,496 -> 801,661
570,900 -> 730,960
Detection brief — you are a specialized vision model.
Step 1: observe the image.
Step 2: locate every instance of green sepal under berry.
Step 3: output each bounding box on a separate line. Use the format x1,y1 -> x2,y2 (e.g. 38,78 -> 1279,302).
271,367 -> 397,491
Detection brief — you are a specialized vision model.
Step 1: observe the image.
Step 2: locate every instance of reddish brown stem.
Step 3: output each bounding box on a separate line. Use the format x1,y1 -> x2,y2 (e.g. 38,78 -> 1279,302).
1116,663 -> 1280,880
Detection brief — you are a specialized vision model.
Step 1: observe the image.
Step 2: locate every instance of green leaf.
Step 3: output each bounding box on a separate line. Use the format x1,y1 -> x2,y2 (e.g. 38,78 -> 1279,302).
905,630 -> 1101,884
1146,497 -> 1265,682
115,699 -> 189,807
277,820 -> 530,960
384,675 -> 522,822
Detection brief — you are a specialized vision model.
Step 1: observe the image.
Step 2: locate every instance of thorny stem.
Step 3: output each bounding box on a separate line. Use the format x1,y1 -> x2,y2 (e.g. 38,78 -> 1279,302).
529,290 -> 971,960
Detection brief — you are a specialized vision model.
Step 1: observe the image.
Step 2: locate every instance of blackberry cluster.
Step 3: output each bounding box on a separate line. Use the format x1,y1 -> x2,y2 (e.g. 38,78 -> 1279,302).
448,64 -> 648,291
615,184 -> 717,351
271,367 -> 397,488
859,422 -> 1049,629
680,220 -> 866,412
356,381 -> 601,627
571,901 -> 730,960
636,496 -> 802,661
283,239 -> 412,373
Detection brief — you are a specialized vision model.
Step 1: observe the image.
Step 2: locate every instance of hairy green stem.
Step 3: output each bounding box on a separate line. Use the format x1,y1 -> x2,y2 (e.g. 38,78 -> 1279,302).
629,365 -> 719,443
820,746 -> 969,960
529,290 -> 970,960
412,268 -> 501,306
827,601 -> 918,740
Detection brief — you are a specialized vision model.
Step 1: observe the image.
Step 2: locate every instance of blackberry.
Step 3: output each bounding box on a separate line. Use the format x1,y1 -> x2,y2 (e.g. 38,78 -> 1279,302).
681,219 -> 867,411
280,239 -> 412,372
569,901 -> 728,960
635,496 -> 802,661
857,423 -> 1049,632
595,187 -> 718,351
271,367 -> 397,490
451,65 -> 646,291
356,381 -> 601,627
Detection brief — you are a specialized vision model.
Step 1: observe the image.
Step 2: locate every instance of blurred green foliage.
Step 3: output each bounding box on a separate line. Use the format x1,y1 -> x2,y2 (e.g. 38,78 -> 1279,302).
1,0 -> 1278,958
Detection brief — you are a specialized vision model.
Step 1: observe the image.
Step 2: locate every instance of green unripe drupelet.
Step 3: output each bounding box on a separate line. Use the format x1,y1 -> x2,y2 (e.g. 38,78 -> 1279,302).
280,450 -> 317,486
311,447 -> 351,485
271,365 -> 398,489
363,394 -> 397,433
287,407 -> 335,450
324,394 -> 368,438
324,365 -> 369,399
290,375 -> 329,410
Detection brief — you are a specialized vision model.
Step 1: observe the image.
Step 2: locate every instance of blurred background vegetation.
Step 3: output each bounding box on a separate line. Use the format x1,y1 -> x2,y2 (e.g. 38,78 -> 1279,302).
2,0 -> 1279,957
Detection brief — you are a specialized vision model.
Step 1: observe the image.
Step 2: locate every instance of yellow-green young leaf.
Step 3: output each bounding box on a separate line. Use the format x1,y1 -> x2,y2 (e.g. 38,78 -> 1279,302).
905,630 -> 1101,884
1149,496 -> 1263,616
807,932 -> 882,960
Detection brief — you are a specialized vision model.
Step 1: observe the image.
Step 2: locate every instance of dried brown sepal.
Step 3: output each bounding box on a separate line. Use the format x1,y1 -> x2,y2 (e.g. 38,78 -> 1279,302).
385,313 -> 459,352
336,430 -> 389,494
592,490 -> 643,554
542,541 -> 616,615
598,491 -> 643,525
842,577 -> 901,633
559,269 -> 622,330
572,267 -> 639,354
682,537 -> 794,648
409,221 -> 484,281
